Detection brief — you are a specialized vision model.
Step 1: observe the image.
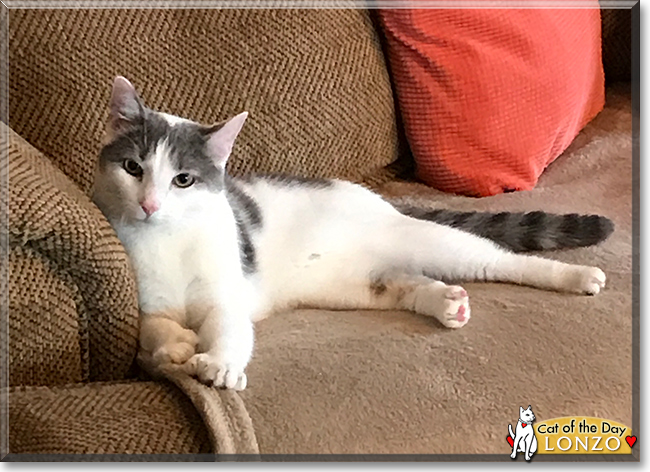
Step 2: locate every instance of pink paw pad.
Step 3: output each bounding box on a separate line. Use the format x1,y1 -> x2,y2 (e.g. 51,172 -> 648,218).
456,304 -> 466,322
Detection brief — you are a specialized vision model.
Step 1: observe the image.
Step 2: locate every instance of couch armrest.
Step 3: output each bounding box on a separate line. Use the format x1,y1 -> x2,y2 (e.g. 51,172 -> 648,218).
3,122 -> 139,382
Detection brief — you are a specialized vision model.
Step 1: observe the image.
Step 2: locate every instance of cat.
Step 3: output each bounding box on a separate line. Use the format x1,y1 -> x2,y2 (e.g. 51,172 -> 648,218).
93,76 -> 614,391
509,406 -> 538,461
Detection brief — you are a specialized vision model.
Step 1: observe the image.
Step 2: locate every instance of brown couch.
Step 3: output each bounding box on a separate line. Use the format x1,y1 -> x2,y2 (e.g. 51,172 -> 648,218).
3,7 -> 635,459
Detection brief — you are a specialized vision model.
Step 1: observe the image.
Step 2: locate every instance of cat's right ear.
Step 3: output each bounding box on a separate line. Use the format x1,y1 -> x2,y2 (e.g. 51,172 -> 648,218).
520,406 -> 524,414
107,76 -> 144,139
203,112 -> 248,169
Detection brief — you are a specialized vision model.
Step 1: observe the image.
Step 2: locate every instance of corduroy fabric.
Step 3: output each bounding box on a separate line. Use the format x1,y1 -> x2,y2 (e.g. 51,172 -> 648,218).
8,9 -> 400,194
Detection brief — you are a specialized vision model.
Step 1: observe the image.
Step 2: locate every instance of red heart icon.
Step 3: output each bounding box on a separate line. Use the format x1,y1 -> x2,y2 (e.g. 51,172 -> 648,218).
507,436 -> 514,448
625,436 -> 637,448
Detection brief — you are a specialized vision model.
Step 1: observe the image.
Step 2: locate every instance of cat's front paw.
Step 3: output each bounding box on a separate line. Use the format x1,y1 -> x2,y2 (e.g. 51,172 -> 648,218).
185,353 -> 248,391
564,266 -> 606,295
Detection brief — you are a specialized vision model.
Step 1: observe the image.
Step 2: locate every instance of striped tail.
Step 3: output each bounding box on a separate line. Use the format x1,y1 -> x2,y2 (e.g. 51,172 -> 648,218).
395,206 -> 614,253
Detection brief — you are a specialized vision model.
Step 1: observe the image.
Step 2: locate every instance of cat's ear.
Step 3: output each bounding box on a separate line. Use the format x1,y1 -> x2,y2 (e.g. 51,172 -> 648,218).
107,76 -> 144,138
203,112 -> 248,168
520,406 -> 524,414
527,405 -> 532,410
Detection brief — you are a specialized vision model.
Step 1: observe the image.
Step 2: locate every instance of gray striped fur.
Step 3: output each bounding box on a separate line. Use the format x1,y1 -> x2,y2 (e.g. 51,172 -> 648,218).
394,206 -> 614,253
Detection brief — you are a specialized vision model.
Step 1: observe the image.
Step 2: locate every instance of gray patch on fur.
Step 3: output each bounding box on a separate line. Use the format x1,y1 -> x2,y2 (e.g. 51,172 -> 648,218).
99,107 -> 225,191
369,278 -> 388,296
226,177 -> 262,229
226,178 -> 263,275
394,206 -> 614,253
164,122 -> 225,191
100,103 -> 262,274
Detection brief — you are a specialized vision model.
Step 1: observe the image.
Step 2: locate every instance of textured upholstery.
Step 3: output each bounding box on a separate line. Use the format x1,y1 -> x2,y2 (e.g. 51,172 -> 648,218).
8,9 -> 401,194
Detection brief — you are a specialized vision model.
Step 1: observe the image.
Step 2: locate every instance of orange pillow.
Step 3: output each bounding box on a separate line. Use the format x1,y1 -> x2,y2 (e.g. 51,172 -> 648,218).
378,9 -> 605,197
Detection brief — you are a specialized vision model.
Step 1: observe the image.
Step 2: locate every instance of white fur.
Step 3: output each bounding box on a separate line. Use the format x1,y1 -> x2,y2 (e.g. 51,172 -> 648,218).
97,157 -> 606,390
111,188 -> 255,390
243,178 -> 605,318
93,95 -> 607,391
160,112 -> 191,126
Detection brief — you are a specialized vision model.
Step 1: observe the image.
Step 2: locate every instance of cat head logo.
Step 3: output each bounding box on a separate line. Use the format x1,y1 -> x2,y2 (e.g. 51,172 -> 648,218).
507,405 -> 538,461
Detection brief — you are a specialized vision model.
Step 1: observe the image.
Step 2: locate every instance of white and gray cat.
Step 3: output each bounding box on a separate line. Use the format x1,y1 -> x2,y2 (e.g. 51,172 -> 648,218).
93,77 -> 614,391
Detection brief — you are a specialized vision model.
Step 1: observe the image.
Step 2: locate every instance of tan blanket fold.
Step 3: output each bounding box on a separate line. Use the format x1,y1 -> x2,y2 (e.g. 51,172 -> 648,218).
163,371 -> 260,456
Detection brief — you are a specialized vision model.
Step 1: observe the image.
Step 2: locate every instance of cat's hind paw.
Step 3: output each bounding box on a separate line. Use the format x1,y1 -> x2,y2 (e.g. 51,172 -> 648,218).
438,286 -> 471,329
185,353 -> 248,391
152,341 -> 197,365
417,283 -> 471,329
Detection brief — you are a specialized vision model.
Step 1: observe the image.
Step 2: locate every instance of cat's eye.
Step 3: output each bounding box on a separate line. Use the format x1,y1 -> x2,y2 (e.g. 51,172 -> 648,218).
173,173 -> 195,188
123,159 -> 143,177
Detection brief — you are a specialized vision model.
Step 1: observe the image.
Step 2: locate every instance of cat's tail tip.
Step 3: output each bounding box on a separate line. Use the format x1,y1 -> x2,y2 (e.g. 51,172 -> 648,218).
541,213 -> 615,251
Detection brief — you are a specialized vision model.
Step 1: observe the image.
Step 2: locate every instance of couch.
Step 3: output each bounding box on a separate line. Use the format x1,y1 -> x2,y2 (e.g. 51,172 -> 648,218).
3,7 -> 634,459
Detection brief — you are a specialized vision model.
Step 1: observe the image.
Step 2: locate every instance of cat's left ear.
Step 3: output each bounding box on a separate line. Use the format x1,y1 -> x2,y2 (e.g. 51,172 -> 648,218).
520,406 -> 524,414
203,112 -> 248,168
527,405 -> 532,410
107,76 -> 145,139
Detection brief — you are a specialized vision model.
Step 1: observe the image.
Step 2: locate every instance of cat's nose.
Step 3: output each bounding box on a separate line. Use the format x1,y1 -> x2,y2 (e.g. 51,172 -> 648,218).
140,199 -> 160,217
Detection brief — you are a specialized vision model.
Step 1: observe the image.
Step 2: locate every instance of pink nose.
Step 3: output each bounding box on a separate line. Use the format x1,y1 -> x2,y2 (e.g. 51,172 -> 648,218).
140,200 -> 159,217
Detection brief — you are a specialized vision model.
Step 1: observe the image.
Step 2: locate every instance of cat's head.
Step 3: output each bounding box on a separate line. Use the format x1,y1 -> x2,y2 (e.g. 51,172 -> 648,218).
93,76 -> 247,225
519,406 -> 536,423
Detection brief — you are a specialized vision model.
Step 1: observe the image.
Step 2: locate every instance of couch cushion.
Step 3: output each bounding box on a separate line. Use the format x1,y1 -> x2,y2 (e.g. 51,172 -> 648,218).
9,9 -> 401,193
378,8 -> 605,197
